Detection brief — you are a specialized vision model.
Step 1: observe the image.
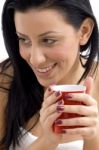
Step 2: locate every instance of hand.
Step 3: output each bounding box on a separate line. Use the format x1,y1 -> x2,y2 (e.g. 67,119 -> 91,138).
56,77 -> 99,140
40,87 -> 65,145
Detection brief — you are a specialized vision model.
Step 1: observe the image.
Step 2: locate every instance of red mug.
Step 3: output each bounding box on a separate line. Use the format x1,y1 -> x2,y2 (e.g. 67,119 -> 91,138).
51,85 -> 86,133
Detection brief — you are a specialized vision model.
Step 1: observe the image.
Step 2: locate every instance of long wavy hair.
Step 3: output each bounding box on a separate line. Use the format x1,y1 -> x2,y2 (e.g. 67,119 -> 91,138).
0,0 -> 99,149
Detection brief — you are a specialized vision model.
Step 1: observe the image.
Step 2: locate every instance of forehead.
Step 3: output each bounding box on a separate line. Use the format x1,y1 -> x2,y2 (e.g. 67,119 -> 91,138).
14,8 -> 79,39
14,8 -> 70,31
14,8 -> 67,22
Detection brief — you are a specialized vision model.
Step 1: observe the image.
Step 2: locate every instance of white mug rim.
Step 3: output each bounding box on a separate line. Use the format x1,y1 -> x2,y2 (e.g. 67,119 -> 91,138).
51,85 -> 86,92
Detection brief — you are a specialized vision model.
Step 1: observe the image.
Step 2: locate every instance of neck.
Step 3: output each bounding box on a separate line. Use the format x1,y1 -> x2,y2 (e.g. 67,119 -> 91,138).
58,59 -> 85,85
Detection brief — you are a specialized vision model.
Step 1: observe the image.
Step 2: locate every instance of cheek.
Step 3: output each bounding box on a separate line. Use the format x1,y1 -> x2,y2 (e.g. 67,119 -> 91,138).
47,44 -> 79,70
54,43 -> 79,59
19,48 -> 29,61
47,46 -> 73,60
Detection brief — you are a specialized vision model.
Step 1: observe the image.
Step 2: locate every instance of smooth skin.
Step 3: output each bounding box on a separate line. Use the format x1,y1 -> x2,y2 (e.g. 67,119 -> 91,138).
1,8 -> 99,150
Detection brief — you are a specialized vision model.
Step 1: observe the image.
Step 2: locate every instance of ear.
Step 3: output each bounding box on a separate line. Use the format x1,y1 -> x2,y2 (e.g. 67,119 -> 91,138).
79,18 -> 94,46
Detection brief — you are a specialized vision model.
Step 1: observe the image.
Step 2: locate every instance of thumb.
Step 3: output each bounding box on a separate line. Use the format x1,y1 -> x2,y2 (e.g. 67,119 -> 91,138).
84,76 -> 93,94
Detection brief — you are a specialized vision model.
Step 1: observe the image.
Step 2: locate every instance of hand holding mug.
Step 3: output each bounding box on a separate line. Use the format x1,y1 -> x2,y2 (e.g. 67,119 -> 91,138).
51,77 -> 99,140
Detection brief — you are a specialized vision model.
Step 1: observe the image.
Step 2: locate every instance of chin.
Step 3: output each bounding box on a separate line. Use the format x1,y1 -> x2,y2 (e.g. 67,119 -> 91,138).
38,80 -> 55,88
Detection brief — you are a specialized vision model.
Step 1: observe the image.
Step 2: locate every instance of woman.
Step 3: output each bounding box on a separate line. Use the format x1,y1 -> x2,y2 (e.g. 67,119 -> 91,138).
0,0 -> 99,149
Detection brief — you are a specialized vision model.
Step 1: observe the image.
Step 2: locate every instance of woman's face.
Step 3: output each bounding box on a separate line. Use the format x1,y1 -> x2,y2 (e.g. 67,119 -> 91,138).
14,9 -> 83,87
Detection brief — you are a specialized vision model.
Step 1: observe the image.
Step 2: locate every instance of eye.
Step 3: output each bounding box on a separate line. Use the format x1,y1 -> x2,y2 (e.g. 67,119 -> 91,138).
42,38 -> 57,45
18,37 -> 31,45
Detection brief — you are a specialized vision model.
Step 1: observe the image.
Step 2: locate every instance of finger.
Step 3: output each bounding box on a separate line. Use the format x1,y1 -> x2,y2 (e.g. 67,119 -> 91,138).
65,93 -> 97,106
55,117 -> 98,127
40,111 -> 63,127
63,105 -> 98,117
44,87 -> 54,99
84,76 -> 93,95
42,91 -> 62,108
40,102 -> 64,122
65,127 -> 96,139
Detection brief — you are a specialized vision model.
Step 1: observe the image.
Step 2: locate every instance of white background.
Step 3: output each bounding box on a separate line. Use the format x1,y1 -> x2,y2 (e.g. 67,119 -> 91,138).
0,0 -> 99,62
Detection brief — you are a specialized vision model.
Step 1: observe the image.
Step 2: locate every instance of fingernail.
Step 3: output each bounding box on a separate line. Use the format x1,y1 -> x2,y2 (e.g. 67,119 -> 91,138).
58,99 -> 64,105
55,119 -> 63,125
48,87 -> 51,92
57,105 -> 64,112
65,94 -> 72,99
55,91 -> 61,97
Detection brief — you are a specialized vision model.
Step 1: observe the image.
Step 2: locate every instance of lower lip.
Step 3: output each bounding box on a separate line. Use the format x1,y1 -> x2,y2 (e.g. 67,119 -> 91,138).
35,64 -> 57,77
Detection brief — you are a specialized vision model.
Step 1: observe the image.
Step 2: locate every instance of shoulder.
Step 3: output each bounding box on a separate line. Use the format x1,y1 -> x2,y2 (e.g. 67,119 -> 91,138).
0,59 -> 13,109
0,59 -> 13,90
0,59 -> 13,139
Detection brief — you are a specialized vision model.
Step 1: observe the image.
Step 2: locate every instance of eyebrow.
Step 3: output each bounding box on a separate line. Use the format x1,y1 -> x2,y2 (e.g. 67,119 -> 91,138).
16,31 -> 59,37
16,32 -> 28,38
39,31 -> 58,37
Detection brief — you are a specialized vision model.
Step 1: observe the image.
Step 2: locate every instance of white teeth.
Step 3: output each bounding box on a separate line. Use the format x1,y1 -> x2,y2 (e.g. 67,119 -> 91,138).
36,64 -> 55,73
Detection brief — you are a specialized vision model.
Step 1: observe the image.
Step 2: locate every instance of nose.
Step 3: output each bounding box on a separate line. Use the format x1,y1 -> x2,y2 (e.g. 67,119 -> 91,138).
29,46 -> 46,68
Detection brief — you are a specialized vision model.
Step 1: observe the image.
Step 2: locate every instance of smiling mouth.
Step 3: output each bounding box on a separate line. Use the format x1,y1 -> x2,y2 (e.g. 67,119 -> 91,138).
36,63 -> 57,73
